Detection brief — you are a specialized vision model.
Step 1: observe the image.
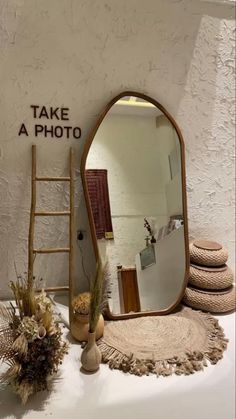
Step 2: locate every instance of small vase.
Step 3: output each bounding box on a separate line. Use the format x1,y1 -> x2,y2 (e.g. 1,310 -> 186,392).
81,332 -> 102,372
70,313 -> 104,342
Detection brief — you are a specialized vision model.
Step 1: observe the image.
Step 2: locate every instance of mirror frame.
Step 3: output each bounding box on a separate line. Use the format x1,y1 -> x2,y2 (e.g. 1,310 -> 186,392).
81,91 -> 189,320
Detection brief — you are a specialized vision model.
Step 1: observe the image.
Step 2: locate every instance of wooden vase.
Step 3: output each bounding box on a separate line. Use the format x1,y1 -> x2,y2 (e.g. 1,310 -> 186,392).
70,313 -> 104,342
81,331 -> 102,372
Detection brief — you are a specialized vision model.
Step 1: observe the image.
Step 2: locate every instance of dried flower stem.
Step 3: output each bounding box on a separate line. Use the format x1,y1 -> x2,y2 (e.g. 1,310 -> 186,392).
89,258 -> 104,333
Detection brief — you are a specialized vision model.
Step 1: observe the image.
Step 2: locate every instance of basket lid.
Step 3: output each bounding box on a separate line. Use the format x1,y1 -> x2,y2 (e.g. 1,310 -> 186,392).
193,240 -> 222,251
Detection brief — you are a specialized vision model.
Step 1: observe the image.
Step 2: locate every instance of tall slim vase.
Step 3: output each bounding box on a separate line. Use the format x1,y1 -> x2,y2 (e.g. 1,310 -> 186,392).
81,331 -> 102,372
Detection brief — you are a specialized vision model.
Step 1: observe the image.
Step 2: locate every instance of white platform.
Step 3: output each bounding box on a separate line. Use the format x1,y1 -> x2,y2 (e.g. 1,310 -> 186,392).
0,303 -> 235,419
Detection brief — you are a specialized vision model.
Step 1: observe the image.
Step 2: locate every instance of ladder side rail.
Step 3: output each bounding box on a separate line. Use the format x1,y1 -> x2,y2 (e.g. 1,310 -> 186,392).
28,144 -> 37,290
69,147 -> 75,323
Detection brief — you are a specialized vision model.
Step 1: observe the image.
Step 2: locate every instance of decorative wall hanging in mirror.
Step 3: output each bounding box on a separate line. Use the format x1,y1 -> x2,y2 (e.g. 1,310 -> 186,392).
81,92 -> 189,319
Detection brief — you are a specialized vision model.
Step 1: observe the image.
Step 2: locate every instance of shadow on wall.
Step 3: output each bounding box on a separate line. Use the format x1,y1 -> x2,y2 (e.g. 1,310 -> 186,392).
176,2 -> 235,268
0,172 -> 30,295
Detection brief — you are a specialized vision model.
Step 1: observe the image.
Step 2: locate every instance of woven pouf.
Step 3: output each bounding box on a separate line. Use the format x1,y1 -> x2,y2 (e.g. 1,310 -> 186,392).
189,264 -> 234,290
183,286 -> 236,314
189,240 -> 228,267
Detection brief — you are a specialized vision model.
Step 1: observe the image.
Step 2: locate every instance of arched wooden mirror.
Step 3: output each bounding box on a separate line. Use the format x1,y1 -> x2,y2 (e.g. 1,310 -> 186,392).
81,92 -> 189,319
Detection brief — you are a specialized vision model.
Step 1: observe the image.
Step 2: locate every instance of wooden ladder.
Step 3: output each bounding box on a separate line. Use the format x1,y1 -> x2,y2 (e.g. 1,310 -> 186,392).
27,144 -> 75,322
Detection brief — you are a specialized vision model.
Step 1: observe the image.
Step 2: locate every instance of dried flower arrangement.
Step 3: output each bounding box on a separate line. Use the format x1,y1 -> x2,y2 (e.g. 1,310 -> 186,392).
81,258 -> 110,372
0,276 -> 68,404
89,258 -> 111,332
70,263 -> 110,343
72,261 -> 111,321
72,292 -> 91,315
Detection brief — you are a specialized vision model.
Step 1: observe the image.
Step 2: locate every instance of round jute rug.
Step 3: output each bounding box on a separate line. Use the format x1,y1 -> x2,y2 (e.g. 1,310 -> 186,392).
98,306 -> 228,377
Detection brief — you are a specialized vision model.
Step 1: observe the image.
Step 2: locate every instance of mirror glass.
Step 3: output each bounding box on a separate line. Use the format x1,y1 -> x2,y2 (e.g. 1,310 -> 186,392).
84,94 -> 188,316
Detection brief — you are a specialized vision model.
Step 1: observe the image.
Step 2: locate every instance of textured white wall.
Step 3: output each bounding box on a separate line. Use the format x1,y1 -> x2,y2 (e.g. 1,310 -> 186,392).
0,0 -> 235,298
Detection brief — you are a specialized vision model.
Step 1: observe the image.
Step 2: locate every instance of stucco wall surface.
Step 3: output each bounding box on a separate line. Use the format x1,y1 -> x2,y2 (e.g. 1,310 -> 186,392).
0,0 -> 235,298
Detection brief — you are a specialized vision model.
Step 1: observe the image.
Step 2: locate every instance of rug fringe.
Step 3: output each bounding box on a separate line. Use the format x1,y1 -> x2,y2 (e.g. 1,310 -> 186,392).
98,310 -> 228,377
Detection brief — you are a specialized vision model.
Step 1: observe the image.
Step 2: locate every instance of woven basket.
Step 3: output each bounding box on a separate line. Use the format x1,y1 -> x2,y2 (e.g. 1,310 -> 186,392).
183,286 -> 236,314
189,242 -> 228,267
189,264 -> 234,290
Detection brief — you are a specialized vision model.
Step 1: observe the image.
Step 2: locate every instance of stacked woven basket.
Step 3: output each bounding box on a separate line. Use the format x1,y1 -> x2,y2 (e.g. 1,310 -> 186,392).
183,240 -> 236,314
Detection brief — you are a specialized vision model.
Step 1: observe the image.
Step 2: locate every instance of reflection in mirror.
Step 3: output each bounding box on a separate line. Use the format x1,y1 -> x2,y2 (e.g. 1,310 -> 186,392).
84,94 -> 188,316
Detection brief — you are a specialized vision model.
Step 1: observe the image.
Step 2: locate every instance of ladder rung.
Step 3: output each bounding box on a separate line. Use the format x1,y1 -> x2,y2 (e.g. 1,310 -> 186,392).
35,176 -> 71,181
36,286 -> 69,293
34,211 -> 71,216
34,248 -> 70,254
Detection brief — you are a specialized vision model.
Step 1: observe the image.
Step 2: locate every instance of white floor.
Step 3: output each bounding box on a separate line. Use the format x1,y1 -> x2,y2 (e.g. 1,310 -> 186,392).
0,303 -> 235,419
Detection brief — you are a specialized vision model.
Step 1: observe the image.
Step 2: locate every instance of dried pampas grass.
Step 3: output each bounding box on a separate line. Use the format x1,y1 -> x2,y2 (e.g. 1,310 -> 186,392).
89,258 -> 110,333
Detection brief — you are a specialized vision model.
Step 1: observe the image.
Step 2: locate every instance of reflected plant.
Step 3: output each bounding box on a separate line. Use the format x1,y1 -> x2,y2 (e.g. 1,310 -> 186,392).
89,258 -> 111,333
72,292 -> 91,315
144,217 -> 156,243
